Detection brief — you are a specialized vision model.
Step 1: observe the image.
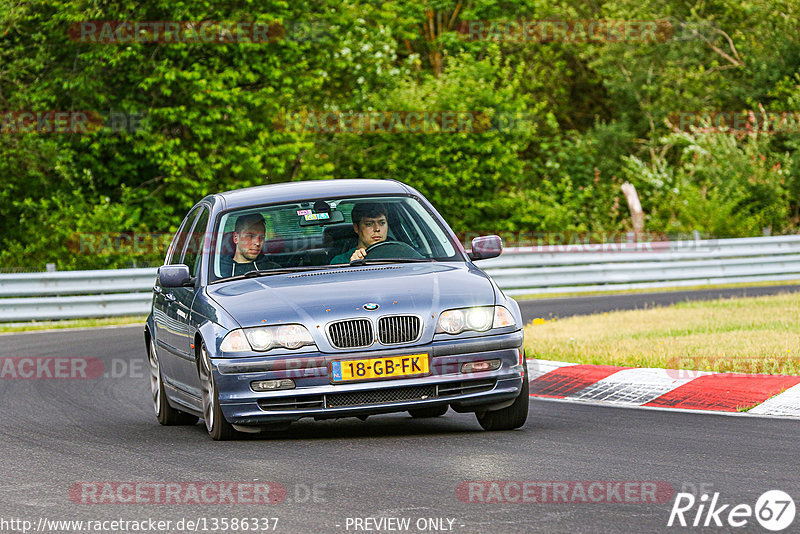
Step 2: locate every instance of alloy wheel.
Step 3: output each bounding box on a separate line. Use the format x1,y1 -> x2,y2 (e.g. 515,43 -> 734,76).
198,344 -> 215,432
148,339 -> 161,416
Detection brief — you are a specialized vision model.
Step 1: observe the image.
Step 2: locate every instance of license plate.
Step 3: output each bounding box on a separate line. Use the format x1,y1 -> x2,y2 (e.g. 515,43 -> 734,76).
331,353 -> 429,383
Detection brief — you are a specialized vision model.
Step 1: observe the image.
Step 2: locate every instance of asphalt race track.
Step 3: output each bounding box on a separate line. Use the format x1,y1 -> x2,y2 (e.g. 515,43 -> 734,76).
1,292 -> 799,533
518,283 -> 800,319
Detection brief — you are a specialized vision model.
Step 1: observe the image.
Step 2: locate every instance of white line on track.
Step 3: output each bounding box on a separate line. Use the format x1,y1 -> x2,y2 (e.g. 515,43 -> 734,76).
0,323 -> 143,336
531,395 -> 800,421
749,382 -> 800,417
571,368 -> 700,405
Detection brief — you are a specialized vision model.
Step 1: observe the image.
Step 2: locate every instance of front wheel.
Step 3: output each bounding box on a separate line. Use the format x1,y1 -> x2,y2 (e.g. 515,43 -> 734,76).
148,338 -> 198,426
476,363 -> 529,431
198,343 -> 238,441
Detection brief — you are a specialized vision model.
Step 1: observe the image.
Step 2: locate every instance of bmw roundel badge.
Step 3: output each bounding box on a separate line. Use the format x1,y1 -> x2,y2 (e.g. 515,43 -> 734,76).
363,303 -> 380,311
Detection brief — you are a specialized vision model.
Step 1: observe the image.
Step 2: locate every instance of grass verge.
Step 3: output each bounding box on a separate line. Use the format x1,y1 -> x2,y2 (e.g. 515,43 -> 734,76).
523,292 -> 800,375
0,316 -> 146,334
514,279 -> 800,300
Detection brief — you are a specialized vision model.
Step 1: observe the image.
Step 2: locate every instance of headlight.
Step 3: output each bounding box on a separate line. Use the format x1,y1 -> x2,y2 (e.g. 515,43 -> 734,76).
436,306 -> 516,334
220,325 -> 316,352
438,309 -> 466,334
247,328 -> 274,351
465,307 -> 493,331
275,324 -> 312,350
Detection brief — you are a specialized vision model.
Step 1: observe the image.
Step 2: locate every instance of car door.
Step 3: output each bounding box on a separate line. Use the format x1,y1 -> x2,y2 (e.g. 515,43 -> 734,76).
153,206 -> 201,385
167,205 -> 210,392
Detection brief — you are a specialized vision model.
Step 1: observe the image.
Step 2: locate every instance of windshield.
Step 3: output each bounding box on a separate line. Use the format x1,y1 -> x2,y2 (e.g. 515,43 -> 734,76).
209,195 -> 460,282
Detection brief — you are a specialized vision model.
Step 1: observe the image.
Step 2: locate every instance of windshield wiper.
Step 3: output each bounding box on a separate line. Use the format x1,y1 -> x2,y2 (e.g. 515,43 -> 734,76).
242,269 -> 297,278
212,260 -> 435,283
349,258 -> 435,266
244,265 -> 349,277
213,265 -> 342,283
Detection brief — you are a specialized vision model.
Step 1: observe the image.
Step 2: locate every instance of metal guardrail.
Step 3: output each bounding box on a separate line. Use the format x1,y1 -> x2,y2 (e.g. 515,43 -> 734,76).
1,236 -> 799,321
480,234 -> 800,295
0,268 -> 159,298
0,269 -> 158,322
0,293 -> 155,322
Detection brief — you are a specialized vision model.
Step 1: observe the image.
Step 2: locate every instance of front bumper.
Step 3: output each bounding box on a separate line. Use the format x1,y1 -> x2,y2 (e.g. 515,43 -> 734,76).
212,331 -> 525,426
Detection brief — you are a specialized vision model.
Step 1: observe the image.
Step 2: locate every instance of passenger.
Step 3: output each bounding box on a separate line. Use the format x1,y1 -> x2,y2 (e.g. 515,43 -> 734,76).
220,213 -> 281,276
330,203 -> 388,264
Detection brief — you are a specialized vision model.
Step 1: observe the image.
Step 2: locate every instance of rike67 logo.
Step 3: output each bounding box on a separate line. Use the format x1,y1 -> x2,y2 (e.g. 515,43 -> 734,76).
668,490 -> 795,531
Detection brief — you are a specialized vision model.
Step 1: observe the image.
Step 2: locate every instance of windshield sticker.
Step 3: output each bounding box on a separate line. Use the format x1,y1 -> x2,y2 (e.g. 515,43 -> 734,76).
303,213 -> 330,221
296,209 -> 311,216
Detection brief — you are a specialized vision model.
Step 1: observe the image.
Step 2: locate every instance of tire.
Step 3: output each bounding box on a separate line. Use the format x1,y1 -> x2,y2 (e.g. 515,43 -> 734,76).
476,363 -> 529,431
148,338 -> 198,426
409,405 -> 449,418
198,342 -> 238,441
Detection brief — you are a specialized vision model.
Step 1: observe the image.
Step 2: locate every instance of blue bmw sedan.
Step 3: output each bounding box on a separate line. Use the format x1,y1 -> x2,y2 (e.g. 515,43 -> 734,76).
145,179 -> 528,440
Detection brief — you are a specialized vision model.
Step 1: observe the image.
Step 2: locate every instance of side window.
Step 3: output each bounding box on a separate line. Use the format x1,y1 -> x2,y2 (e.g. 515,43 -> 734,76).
167,207 -> 201,265
395,203 -> 428,254
183,207 -> 210,278
403,199 -> 457,258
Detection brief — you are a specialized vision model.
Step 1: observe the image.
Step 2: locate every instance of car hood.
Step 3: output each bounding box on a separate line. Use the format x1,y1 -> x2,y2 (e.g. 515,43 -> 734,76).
206,263 -> 495,348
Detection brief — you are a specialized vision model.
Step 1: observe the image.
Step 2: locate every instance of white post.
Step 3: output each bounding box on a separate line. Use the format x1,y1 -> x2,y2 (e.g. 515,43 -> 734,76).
621,182 -> 644,237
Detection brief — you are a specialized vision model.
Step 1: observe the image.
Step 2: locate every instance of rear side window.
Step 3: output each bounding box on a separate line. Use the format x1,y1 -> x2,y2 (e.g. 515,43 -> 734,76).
166,206 -> 201,265
183,207 -> 210,277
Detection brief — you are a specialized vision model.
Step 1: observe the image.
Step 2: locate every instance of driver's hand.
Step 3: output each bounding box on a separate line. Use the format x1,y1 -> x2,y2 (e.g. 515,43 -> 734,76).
350,248 -> 367,262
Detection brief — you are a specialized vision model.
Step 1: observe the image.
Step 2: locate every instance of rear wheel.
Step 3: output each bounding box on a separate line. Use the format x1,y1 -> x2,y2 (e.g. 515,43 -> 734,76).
476,363 -> 529,431
198,342 -> 238,441
148,338 -> 198,426
408,405 -> 449,418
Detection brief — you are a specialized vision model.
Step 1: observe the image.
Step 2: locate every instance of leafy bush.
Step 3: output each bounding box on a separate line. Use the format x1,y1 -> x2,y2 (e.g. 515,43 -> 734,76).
623,132 -> 792,237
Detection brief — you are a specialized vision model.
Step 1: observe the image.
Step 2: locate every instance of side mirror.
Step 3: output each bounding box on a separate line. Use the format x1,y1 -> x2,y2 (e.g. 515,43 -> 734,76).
468,235 -> 503,261
158,264 -> 193,288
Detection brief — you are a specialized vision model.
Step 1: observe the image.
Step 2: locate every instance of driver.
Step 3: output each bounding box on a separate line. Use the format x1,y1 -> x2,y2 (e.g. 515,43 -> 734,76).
330,202 -> 388,264
220,213 -> 281,276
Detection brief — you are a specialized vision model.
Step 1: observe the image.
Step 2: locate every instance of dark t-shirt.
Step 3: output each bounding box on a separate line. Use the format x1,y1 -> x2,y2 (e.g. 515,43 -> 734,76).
219,255 -> 281,277
330,247 -> 357,265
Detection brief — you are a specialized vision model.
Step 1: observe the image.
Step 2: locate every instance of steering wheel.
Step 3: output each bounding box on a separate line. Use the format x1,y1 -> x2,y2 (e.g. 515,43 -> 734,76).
364,240 -> 424,260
